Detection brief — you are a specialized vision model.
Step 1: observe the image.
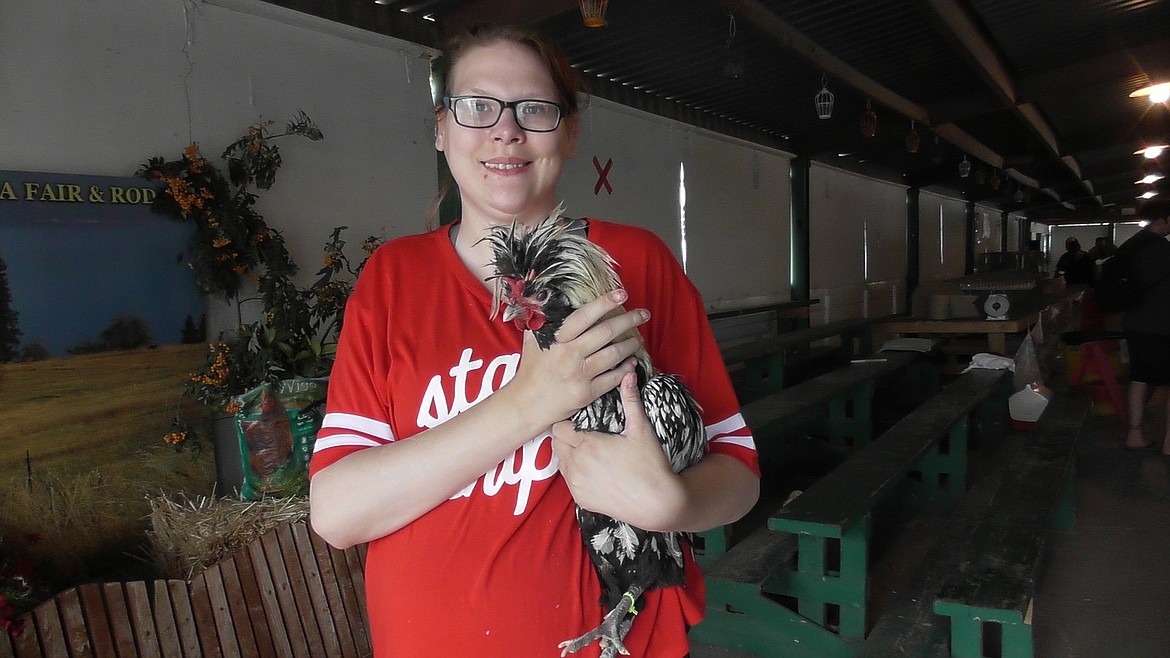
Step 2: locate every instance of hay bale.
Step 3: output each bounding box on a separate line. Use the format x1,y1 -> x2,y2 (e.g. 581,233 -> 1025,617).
147,492 -> 309,579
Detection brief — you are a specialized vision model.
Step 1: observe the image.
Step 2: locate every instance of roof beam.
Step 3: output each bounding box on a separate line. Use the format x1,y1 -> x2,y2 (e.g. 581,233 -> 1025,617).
918,0 -> 1095,204
437,0 -> 578,36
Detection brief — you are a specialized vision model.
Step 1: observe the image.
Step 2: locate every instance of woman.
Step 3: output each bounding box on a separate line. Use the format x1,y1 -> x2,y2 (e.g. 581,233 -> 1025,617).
309,25 -> 759,657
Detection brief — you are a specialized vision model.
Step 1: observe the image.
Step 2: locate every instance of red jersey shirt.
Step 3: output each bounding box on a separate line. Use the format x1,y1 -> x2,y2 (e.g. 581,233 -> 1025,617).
310,219 -> 758,657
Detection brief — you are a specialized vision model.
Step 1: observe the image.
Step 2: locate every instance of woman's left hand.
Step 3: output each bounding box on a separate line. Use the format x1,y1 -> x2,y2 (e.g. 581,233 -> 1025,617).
551,372 -> 686,531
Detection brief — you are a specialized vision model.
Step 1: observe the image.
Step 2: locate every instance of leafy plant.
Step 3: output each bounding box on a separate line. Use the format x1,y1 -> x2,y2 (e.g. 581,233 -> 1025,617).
139,114 -> 382,448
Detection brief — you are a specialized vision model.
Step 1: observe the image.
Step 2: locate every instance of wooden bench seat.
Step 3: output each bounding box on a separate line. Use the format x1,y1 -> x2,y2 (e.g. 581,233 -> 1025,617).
854,391 -> 1091,658
692,367 -> 1010,657
722,316 -> 892,401
698,350 -> 932,561
1,521 -> 371,658
931,391 -> 1091,658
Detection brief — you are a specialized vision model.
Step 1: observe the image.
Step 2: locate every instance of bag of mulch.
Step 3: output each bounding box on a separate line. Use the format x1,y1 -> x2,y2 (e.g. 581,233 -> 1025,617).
233,378 -> 328,500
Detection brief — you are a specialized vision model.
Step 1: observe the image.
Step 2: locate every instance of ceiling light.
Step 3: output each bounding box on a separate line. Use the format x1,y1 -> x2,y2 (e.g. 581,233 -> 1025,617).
1130,82 -> 1170,103
1140,190 -> 1158,199
579,0 -> 609,28
1135,145 -> 1169,158
1137,173 -> 1165,185
374,0 -> 391,4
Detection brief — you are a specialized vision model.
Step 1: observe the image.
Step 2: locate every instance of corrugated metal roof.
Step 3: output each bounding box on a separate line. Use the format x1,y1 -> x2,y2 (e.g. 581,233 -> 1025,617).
278,0 -> 1170,221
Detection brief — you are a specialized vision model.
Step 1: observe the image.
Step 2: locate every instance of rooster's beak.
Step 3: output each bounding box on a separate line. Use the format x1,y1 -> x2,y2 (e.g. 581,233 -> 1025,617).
502,304 -> 522,323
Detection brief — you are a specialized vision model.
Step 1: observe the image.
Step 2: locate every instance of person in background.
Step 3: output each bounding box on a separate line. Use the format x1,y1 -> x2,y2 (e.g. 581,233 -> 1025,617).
1121,199 -> 1170,452
306,24 -> 760,657
1055,235 -> 1095,286
1088,235 -> 1115,262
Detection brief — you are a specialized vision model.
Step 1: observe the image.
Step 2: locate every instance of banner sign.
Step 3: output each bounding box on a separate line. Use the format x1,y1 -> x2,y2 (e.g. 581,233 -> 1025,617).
0,170 -> 203,357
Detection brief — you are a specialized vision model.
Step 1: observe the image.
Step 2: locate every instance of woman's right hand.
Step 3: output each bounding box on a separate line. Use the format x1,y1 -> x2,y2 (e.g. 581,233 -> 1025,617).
503,289 -> 649,427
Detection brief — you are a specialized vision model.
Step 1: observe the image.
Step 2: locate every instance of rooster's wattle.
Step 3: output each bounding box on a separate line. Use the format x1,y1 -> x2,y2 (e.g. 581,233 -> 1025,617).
483,207 -> 708,658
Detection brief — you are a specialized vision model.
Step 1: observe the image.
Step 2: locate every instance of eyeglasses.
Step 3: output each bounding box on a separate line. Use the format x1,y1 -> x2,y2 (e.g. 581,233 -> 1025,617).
443,95 -> 568,133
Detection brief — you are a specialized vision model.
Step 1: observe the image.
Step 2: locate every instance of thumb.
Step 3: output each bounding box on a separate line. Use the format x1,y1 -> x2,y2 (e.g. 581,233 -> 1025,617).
619,371 -> 649,436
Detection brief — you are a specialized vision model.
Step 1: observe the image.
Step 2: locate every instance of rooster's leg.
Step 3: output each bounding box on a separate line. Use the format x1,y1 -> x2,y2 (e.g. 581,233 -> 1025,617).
558,584 -> 645,657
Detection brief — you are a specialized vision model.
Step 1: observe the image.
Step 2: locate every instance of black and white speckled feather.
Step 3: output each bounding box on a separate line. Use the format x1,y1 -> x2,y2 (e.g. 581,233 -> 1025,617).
483,205 -> 708,658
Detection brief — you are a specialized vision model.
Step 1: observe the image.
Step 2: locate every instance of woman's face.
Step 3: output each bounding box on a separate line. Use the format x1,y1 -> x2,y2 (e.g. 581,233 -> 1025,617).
436,40 -> 578,227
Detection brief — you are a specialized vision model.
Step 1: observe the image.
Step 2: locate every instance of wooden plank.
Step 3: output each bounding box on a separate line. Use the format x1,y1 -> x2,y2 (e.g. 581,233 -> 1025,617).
76,583 -> 118,658
722,316 -> 880,364
56,588 -> 94,658
935,393 -> 1091,614
9,614 -> 40,658
289,523 -> 344,658
307,528 -> 360,658
99,583 -> 138,658
29,598 -> 69,658
217,557 -> 262,658
230,549 -> 279,658
187,573 -> 223,658
164,580 -> 201,658
149,580 -> 183,658
125,581 -> 162,658
247,538 -> 295,658
740,350 -> 919,432
771,368 -> 1007,535
260,526 -> 312,658
273,524 -> 327,658
199,563 -> 242,658
342,544 -> 372,654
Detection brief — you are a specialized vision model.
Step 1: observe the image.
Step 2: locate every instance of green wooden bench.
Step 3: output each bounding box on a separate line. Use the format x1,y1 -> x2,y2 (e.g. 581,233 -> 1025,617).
721,316 -> 891,402
931,391 -> 1091,658
691,367 -> 1011,657
698,350 -> 933,562
854,391 -> 1092,658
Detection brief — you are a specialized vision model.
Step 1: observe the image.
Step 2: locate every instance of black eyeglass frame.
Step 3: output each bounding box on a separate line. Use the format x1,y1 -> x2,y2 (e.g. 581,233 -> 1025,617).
442,95 -> 569,133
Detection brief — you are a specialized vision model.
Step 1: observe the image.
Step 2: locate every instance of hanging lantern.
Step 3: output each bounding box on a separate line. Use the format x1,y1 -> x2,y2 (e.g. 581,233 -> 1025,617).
958,155 -> 972,178
815,76 -> 834,119
579,0 -> 609,27
860,99 -> 877,138
974,167 -> 986,185
905,120 -> 921,153
723,14 -> 745,79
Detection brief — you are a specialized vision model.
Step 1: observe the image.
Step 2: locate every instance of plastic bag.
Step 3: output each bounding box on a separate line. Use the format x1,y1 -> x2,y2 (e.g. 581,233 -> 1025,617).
233,377 -> 328,499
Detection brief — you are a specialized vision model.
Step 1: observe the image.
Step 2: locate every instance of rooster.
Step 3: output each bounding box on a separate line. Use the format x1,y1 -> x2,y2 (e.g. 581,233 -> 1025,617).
483,206 -> 708,658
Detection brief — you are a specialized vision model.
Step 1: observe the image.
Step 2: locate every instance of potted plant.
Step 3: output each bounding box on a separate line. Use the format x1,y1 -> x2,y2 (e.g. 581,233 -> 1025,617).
139,113 -> 382,498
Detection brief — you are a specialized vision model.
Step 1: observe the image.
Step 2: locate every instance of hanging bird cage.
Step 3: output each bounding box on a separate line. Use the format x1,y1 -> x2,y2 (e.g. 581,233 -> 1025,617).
989,169 -> 1002,190
579,0 -> 608,27
959,155 -> 972,178
860,99 -> 877,138
815,76 -> 834,119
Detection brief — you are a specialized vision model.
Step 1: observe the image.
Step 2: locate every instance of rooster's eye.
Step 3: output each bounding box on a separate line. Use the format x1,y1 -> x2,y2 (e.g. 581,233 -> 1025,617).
534,289 -> 551,303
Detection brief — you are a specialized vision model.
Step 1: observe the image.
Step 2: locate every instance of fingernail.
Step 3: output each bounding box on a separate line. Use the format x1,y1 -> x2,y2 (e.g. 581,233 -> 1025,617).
611,289 -> 628,303
638,309 -> 650,322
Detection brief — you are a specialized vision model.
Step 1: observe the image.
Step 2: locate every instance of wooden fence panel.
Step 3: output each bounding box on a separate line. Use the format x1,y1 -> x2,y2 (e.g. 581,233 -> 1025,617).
10,605 -> 43,658
147,581 -> 180,658
245,540 -> 293,658
55,588 -> 93,657
306,529 -> 359,658
6,521 -> 370,658
186,575 -> 220,658
289,523 -> 343,658
259,528 -> 310,658
162,581 -> 199,658
31,599 -> 69,657
124,582 -> 161,658
100,583 -> 139,658
343,544 -> 371,652
76,584 -> 117,658
229,550 -> 277,658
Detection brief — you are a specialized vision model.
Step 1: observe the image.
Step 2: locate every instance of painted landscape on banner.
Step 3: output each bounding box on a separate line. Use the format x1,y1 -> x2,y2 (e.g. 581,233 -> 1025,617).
0,169 -> 204,357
